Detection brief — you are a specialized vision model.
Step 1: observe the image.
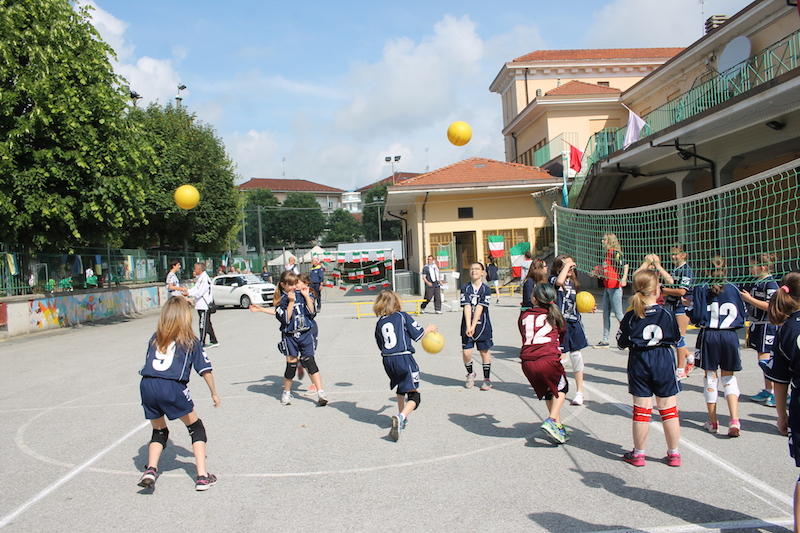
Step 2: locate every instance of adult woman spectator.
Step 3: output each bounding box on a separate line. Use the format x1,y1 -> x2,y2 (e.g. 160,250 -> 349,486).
594,233 -> 629,346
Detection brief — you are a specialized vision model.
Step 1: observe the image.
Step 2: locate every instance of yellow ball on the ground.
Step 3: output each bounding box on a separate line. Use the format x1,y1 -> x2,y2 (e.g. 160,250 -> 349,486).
174,184 -> 200,210
422,331 -> 445,354
576,291 -> 596,314
447,121 -> 472,146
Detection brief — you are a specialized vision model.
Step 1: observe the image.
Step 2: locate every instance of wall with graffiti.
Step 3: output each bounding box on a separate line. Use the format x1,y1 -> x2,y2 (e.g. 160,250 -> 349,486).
29,286 -> 161,330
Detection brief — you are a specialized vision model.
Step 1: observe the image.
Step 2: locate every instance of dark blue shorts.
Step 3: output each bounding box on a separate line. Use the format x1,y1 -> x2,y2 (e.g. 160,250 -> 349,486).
383,354 -> 420,394
140,377 -> 194,420
281,332 -> 316,357
789,389 -> 800,467
627,347 -> 681,398
561,320 -> 588,352
462,336 -> 493,351
665,301 -> 686,315
747,323 -> 777,354
699,329 -> 742,372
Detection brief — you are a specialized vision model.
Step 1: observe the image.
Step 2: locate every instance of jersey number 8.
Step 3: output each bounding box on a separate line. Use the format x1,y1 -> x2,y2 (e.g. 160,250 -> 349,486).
382,323 -> 397,349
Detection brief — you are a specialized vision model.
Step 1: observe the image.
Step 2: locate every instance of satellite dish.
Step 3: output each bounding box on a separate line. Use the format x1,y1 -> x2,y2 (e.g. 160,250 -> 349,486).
717,36 -> 751,73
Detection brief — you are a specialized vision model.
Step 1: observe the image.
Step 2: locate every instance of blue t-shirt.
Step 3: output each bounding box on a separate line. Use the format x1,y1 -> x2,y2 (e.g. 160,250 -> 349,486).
664,263 -> 693,307
375,311 -> 425,356
549,275 -> 580,322
275,290 -> 317,335
140,336 -> 212,382
744,276 -> 779,322
309,266 -> 325,284
688,283 -> 746,330
765,310 -> 800,387
461,282 -> 492,338
521,278 -> 535,309
617,305 -> 680,350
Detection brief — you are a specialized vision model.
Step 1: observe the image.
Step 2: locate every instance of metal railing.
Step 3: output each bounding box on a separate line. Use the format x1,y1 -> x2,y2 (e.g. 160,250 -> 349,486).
515,132 -> 579,167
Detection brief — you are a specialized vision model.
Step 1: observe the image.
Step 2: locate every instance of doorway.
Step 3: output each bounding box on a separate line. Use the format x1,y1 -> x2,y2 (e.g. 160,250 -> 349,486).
454,231 -> 477,283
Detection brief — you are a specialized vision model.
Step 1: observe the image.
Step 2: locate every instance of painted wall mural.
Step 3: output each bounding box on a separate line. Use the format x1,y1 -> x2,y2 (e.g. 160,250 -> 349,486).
29,286 -> 160,330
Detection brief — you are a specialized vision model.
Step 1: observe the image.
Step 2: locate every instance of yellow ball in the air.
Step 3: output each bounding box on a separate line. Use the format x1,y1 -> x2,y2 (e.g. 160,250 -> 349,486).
576,291 -> 596,314
422,331 -> 445,354
174,185 -> 200,210
447,121 -> 472,146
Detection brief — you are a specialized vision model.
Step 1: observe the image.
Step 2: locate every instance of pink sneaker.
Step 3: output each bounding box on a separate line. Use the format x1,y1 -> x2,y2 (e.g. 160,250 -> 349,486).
623,450 -> 646,467
728,419 -> 741,438
665,452 -> 681,467
703,420 -> 719,434
684,361 -> 695,377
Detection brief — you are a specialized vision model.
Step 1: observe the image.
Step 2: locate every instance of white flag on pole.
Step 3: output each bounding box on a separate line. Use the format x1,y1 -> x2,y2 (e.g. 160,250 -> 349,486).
622,104 -> 647,149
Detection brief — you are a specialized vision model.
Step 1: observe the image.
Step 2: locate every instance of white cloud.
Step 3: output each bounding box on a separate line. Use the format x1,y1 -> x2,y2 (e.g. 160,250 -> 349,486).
584,0 -> 755,48
226,130 -> 281,179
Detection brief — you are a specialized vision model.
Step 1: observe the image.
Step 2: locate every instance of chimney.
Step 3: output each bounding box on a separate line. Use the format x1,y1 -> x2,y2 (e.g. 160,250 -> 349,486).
705,15 -> 728,34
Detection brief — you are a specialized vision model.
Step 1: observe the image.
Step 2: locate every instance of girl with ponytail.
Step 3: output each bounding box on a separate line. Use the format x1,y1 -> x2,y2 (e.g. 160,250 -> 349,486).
764,272 -> 800,532
518,283 -> 569,444
617,270 -> 682,467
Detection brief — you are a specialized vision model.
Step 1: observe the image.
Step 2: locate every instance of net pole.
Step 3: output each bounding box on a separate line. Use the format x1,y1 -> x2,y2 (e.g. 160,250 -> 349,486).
552,202 -> 559,256
391,249 -> 396,290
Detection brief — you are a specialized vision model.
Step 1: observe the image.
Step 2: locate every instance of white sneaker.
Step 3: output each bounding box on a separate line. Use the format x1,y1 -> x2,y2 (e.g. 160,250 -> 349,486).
316,390 -> 328,406
280,391 -> 292,405
465,372 -> 476,389
571,392 -> 584,406
435,310 -> 443,314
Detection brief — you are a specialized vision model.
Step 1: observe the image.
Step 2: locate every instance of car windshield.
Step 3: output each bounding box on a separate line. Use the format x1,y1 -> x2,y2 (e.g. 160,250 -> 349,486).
241,274 -> 263,285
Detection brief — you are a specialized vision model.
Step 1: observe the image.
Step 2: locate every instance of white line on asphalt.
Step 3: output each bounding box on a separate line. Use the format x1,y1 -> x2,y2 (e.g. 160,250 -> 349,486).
742,486 -> 792,515
583,382 -> 794,508
0,420 -> 148,529
588,516 -> 793,533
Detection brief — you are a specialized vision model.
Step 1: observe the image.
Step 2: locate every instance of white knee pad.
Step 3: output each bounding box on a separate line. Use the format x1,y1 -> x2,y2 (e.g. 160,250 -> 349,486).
704,371 -> 718,403
569,351 -> 584,373
721,375 -> 740,398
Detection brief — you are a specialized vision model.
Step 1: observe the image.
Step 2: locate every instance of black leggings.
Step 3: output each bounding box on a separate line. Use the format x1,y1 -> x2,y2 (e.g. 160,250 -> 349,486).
198,309 -> 217,344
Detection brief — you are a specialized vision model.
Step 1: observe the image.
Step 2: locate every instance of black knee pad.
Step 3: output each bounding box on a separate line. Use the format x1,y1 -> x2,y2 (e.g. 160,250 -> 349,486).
406,391 -> 421,409
301,356 -> 319,375
187,419 -> 207,443
284,361 -> 298,380
150,427 -> 169,448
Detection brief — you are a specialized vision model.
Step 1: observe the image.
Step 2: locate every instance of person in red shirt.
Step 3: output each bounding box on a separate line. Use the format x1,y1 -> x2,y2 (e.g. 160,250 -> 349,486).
593,233 -> 629,346
519,283 -> 569,444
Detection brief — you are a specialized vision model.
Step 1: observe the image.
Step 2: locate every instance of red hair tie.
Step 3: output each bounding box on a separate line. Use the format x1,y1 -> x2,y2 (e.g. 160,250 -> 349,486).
781,285 -> 790,294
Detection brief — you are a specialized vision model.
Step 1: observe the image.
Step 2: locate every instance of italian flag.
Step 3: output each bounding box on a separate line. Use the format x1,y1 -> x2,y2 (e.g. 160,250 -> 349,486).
323,253 -> 333,263
384,260 -> 393,270
368,283 -> 377,290
337,252 -> 347,264
331,271 -> 341,278
339,285 -> 347,291
381,281 -> 391,288
361,251 -> 369,262
510,242 -> 531,278
487,235 -> 505,258
370,266 -> 380,275
356,270 -> 365,279
354,285 -> 364,292
436,249 -> 449,269
347,272 -> 357,281
323,281 -> 334,288
375,250 -> 385,261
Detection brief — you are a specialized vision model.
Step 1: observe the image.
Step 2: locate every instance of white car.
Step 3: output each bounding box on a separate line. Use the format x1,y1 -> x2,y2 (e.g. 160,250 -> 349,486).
212,274 -> 275,308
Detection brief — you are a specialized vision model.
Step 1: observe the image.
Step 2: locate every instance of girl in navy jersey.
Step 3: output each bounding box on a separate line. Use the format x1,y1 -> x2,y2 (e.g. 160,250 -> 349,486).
740,254 -> 780,407
137,297 -> 220,491
374,290 -> 437,441
687,257 -> 747,437
461,262 -> 494,390
519,283 -> 569,444
764,272 -> 800,532
549,255 -> 589,406
617,270 -> 681,467
521,259 -> 548,311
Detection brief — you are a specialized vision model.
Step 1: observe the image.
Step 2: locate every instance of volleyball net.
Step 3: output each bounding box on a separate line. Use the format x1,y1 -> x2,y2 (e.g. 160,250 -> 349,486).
553,159 -> 800,286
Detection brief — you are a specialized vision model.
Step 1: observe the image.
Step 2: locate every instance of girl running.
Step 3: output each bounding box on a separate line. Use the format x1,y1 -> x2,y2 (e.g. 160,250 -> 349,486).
519,283 -> 569,444
137,297 -> 220,491
617,270 -> 681,467
550,255 -> 589,406
764,272 -> 800,532
461,262 -> 494,390
688,257 -> 747,437
740,254 -> 780,407
373,290 -> 437,442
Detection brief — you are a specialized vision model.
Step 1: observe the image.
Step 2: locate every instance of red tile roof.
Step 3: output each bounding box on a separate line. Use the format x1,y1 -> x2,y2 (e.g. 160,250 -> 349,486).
545,80 -> 622,96
392,158 -> 555,189
512,48 -> 684,63
238,178 -> 343,193
357,172 -> 421,192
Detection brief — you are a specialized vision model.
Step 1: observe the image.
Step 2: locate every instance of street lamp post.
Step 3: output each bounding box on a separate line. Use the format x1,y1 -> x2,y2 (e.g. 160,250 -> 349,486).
175,84 -> 187,106
384,154 -> 401,185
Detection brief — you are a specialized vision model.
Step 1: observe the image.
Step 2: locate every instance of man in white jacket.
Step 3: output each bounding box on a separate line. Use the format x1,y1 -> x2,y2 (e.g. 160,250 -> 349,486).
182,262 -> 219,348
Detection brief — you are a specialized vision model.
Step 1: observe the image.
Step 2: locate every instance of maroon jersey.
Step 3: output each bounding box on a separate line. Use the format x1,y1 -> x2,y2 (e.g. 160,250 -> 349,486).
519,307 -> 564,361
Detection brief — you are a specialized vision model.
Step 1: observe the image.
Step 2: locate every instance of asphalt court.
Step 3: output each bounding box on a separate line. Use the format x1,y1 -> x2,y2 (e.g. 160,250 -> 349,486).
0,294 -> 795,532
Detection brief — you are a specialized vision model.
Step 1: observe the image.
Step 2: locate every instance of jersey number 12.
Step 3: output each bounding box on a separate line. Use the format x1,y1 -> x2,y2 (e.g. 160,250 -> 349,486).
522,314 -> 553,345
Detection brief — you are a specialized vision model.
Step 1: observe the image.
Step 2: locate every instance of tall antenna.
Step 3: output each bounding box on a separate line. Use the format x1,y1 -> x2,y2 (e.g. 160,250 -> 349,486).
699,0 -> 705,32
425,147 -> 430,172
282,156 -> 286,177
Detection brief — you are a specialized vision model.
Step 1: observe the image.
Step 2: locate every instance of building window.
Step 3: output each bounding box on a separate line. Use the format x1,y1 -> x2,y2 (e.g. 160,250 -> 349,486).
482,228 -> 529,268
597,81 -> 610,87
458,207 -> 473,219
428,232 -> 453,264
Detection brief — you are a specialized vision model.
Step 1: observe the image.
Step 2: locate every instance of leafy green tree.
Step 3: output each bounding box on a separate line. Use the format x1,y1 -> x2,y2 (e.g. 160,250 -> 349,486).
275,192 -> 325,245
362,185 -> 401,241
242,189 -> 280,250
125,103 -> 239,252
323,208 -> 362,245
0,0 -> 150,249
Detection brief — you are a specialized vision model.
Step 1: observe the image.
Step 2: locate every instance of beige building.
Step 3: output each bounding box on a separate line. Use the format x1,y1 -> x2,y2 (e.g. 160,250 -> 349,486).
237,178 -> 344,213
383,158 -> 562,282
572,0 -> 800,209
490,48 -> 682,174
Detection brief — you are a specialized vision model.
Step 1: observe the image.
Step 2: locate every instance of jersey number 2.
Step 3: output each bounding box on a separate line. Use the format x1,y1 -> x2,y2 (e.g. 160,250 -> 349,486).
643,325 -> 663,346
523,314 -> 553,345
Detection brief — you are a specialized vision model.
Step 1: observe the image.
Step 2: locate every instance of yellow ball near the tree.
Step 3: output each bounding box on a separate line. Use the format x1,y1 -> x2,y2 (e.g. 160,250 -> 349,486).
174,185 -> 200,210
447,121 -> 472,146
576,291 -> 596,314
422,331 -> 445,354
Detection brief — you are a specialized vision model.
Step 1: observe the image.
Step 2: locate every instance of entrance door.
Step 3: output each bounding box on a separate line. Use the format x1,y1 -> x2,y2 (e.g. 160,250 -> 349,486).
454,231 -> 477,284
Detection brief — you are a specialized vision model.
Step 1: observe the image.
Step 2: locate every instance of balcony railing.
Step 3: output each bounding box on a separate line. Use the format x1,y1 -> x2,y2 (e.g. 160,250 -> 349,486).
515,132 -> 578,168
570,27 -> 800,203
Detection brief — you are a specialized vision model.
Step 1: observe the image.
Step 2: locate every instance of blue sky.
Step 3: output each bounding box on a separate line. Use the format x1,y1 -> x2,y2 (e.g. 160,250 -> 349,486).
86,0 -> 751,190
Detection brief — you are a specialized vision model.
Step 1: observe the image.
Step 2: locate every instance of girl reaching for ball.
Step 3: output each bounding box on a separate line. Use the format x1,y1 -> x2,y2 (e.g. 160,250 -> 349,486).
374,290 -> 437,442
519,283 -> 569,444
